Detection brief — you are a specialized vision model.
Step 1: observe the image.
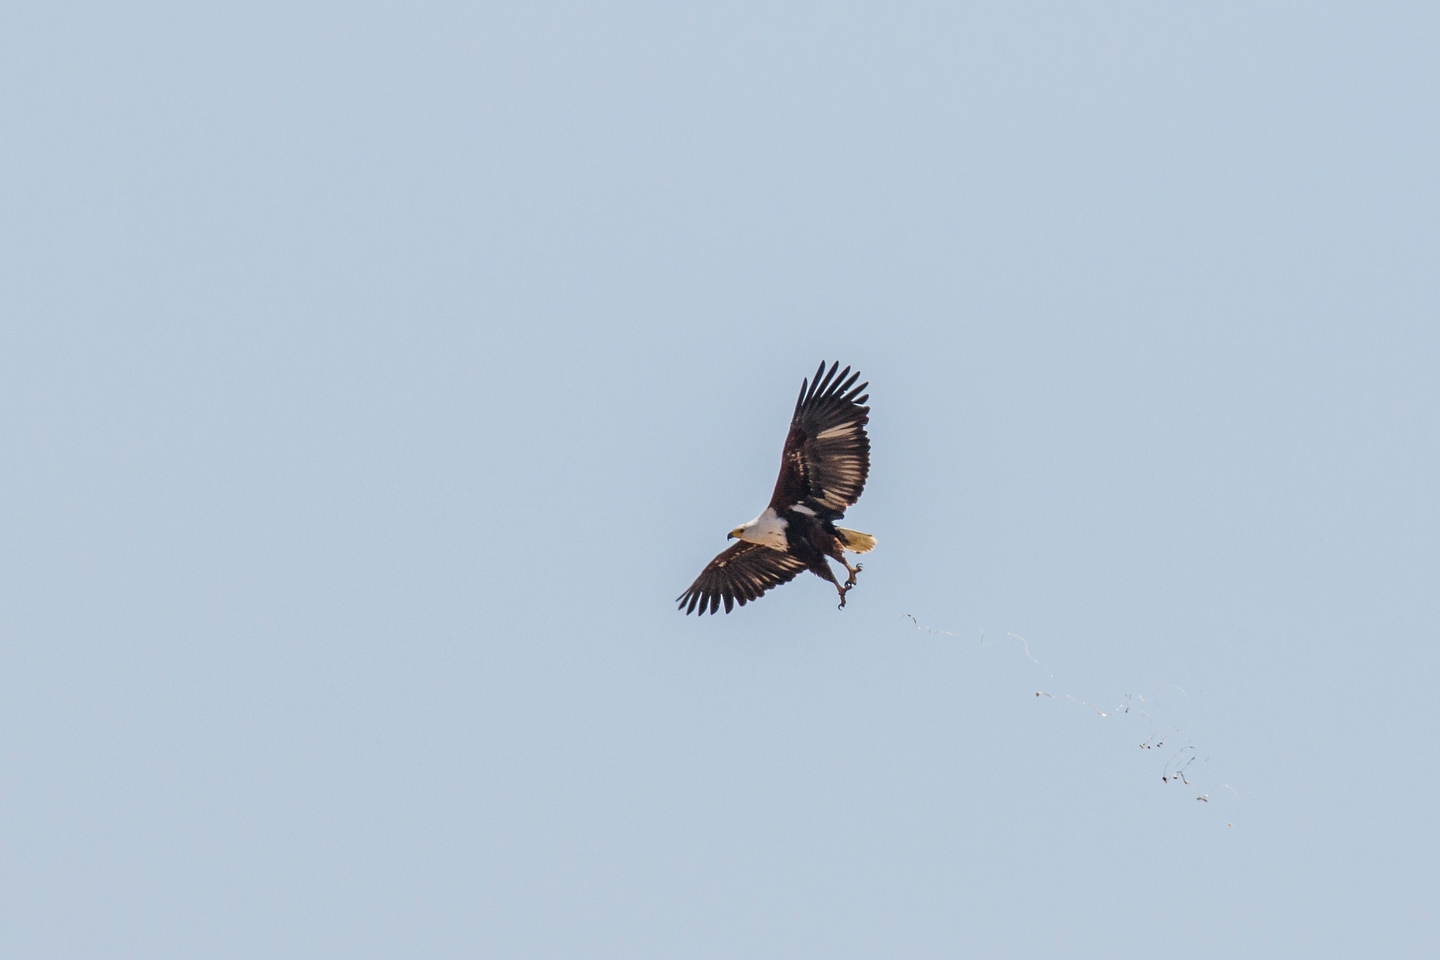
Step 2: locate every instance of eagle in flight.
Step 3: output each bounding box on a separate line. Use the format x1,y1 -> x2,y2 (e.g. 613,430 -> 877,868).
678,361 -> 875,615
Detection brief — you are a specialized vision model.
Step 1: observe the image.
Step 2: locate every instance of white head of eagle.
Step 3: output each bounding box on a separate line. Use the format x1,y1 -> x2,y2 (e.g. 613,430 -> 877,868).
678,361 -> 876,615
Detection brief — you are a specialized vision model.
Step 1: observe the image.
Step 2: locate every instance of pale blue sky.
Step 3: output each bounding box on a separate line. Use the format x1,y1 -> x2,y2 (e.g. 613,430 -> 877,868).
3,2 -> 1437,956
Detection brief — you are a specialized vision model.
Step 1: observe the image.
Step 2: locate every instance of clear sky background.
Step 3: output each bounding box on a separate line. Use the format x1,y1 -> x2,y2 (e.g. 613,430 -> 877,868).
3,2 -> 1437,956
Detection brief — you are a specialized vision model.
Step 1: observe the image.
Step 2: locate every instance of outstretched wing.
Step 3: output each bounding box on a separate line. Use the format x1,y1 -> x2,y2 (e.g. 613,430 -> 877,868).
677,541 -> 809,615
769,361 -> 871,520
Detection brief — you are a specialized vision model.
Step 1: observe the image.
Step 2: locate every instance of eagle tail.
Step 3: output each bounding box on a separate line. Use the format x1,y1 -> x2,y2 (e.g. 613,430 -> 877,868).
835,528 -> 876,553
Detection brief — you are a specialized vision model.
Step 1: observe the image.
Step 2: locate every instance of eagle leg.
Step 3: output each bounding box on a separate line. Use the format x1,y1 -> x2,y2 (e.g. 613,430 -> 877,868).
828,543 -> 862,588
808,557 -> 852,610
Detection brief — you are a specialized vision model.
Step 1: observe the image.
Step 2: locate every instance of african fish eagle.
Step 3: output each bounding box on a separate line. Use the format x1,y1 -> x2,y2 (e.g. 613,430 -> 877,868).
678,361 -> 876,615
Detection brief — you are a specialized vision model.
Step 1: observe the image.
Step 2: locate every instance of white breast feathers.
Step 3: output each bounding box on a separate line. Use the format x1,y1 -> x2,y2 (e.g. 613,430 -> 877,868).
736,508 -> 789,549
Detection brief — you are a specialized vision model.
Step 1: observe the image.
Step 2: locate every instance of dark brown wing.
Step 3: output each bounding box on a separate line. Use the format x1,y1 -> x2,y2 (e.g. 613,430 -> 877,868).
677,540 -> 809,615
769,361 -> 870,520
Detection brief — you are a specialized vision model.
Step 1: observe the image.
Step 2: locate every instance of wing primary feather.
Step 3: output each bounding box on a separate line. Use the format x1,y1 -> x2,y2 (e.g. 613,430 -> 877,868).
815,361 -> 839,398
806,361 -> 826,403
